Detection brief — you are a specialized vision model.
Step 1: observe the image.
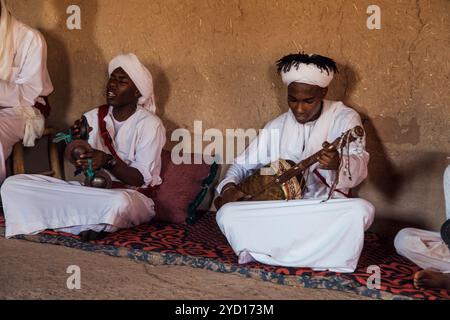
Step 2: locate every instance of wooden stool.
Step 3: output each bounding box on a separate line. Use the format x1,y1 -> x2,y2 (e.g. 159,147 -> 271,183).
12,128 -> 62,179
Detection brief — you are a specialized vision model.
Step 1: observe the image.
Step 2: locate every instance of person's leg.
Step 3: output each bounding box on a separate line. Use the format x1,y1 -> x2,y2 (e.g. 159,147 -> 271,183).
1,174 -> 155,238
0,110 -> 25,183
444,165 -> 450,220
394,228 -> 450,272
393,167 -> 450,290
216,197 -> 374,273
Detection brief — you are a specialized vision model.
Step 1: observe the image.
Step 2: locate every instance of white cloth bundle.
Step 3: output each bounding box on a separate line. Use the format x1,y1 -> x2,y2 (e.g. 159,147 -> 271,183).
13,106 -> 44,147
108,53 -> 156,113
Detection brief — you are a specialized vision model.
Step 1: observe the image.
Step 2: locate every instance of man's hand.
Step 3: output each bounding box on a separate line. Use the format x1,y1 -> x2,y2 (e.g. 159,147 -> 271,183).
76,149 -> 110,171
317,142 -> 341,171
70,118 -> 92,140
215,183 -> 248,210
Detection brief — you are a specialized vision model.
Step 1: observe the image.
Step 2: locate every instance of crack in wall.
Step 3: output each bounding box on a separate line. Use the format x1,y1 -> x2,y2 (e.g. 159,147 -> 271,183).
406,0 -> 426,108
237,0 -> 244,18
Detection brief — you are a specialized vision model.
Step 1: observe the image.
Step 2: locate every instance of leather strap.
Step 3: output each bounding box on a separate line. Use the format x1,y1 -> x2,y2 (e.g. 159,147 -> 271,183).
97,105 -> 156,197
97,105 -> 127,166
313,169 -> 352,198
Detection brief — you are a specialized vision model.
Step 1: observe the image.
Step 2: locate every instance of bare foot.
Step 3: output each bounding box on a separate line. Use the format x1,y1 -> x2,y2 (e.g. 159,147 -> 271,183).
414,269 -> 450,290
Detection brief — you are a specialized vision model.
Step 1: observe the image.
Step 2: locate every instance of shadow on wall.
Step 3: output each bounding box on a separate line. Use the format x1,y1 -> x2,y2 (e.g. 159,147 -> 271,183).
332,64 -> 406,202
359,115 -> 405,201
149,63 -> 177,138
37,1 -> 70,130
268,64 -> 288,115
159,63 -> 209,150
41,0 -> 106,130
40,0 -> 105,180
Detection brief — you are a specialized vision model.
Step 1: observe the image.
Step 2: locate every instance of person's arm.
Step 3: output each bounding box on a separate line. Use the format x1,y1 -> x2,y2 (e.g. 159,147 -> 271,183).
76,150 -> 144,187
0,32 -> 46,108
127,122 -> 166,187
77,122 -> 166,187
316,112 -> 369,190
108,156 -> 145,187
215,125 -> 275,208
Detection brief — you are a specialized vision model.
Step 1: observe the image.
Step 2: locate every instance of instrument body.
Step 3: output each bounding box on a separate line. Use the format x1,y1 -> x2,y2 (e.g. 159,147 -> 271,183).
215,125 -> 364,209
238,159 -> 304,201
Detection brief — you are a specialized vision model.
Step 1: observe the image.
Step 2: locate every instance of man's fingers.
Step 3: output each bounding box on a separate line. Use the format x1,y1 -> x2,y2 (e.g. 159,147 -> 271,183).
318,159 -> 328,168
321,153 -> 333,161
79,152 -> 94,159
322,149 -> 339,157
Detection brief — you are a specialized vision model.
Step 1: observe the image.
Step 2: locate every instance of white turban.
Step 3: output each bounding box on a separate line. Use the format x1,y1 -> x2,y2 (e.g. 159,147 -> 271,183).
281,62 -> 334,88
0,0 -> 15,81
108,53 -> 156,113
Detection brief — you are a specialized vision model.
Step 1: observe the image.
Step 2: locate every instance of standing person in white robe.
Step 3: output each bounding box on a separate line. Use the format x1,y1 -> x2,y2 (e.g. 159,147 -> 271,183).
1,53 -> 166,241
215,53 -> 374,273
0,0 -> 53,184
394,165 -> 450,290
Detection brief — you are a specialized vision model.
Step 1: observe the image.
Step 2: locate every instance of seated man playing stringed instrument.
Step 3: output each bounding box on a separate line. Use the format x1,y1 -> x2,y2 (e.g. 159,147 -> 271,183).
215,53 -> 374,273
1,53 -> 166,241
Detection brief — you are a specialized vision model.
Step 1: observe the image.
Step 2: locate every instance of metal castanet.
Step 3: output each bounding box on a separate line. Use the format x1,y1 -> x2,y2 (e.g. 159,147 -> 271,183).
215,125 -> 365,210
64,140 -> 113,190
64,140 -> 92,164
84,170 -> 113,189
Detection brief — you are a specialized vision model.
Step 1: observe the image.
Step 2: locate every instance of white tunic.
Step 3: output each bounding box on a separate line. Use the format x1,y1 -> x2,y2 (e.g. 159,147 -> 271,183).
217,100 -> 369,197
0,18 -> 53,183
1,106 -> 166,238
394,165 -> 450,273
216,100 -> 375,273
84,106 -> 166,187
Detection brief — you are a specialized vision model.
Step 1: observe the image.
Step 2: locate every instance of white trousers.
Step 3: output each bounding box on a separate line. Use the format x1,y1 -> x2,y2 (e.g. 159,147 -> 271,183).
0,109 -> 25,184
394,228 -> 450,273
394,165 -> 450,273
1,174 -> 156,238
216,198 -> 375,273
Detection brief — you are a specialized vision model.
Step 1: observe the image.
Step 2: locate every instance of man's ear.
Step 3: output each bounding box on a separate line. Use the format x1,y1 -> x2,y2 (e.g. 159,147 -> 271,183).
135,90 -> 142,98
322,87 -> 328,98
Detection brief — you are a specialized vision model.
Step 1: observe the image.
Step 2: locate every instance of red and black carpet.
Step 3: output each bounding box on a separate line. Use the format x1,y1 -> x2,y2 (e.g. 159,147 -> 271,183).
0,213 -> 449,300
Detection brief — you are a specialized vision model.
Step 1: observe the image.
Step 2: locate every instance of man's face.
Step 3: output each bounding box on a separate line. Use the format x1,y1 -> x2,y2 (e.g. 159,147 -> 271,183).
287,82 -> 327,124
106,67 -> 141,107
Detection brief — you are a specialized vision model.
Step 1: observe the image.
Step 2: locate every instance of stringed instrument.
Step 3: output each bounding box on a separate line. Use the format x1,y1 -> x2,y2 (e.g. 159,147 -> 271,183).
215,125 -> 364,210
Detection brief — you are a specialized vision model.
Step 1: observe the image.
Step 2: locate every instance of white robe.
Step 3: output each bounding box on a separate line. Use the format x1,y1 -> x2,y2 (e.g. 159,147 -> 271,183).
0,18 -> 53,183
394,165 -> 450,273
1,106 -> 166,238
216,100 -> 374,273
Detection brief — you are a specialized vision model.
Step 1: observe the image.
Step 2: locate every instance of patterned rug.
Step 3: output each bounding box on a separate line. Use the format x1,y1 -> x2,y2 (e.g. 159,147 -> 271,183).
0,212 -> 449,300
